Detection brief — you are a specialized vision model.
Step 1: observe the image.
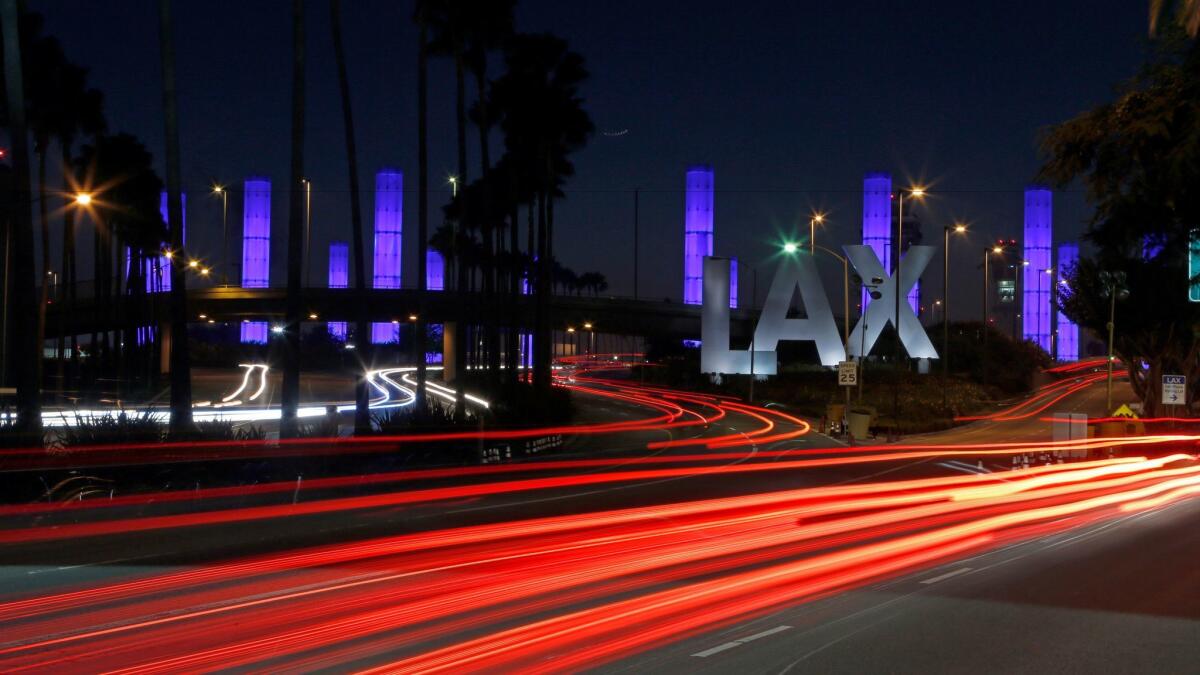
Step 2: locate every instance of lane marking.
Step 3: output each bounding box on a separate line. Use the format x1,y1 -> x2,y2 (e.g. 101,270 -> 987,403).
692,625 -> 791,657
920,567 -> 973,585
692,642 -> 742,658
739,624 -> 793,642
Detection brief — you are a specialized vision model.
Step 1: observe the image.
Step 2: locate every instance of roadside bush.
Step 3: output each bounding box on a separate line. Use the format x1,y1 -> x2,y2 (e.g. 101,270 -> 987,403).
186,419 -> 267,442
374,398 -> 465,432
53,411 -> 162,448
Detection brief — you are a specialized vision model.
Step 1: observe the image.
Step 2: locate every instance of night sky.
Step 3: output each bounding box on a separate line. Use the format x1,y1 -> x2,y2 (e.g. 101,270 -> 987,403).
30,0 -> 1149,313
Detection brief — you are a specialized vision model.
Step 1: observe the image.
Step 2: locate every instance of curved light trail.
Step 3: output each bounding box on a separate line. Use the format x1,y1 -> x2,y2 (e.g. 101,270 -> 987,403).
2,353 -> 1197,672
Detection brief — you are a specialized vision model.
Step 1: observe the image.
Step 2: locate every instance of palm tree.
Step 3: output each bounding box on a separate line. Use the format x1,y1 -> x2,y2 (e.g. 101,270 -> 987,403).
25,30 -> 67,395
57,69 -> 104,389
20,19 -> 106,393
1,0 -> 41,438
464,0 -> 514,384
490,33 -> 593,390
74,134 -> 165,393
329,0 -> 370,433
423,0 -> 471,415
157,0 -> 192,434
413,2 -> 431,409
1151,0 -> 1200,35
279,0 -> 306,438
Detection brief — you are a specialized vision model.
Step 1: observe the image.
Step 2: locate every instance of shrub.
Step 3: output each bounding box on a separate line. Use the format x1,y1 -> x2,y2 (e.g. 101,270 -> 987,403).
186,419 -> 267,442
53,411 -> 163,448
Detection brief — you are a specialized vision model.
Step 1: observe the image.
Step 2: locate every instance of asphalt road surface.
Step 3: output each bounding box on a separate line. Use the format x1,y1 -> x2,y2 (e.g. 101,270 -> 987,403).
1,369 -> 1195,673
609,493 -> 1200,674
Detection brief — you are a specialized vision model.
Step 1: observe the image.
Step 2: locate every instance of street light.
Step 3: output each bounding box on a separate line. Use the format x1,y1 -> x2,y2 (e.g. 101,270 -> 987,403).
1043,266 -> 1058,360
1099,271 -> 1128,411
893,187 -> 926,439
583,322 -> 595,355
213,184 -> 228,284
809,212 -> 825,255
783,242 -> 799,254
73,193 -> 92,206
302,178 -> 312,288
942,222 -> 967,409
448,175 -> 459,198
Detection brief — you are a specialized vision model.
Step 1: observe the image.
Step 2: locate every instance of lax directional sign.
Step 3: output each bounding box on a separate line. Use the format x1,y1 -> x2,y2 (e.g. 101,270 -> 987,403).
1162,374 -> 1186,405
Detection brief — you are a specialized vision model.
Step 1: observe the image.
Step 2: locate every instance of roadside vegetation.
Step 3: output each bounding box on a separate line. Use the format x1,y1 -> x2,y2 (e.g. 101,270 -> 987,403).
639,321 -> 1050,434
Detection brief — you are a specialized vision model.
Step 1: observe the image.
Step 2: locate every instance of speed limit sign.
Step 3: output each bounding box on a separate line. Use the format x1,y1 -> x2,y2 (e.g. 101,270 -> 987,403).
838,361 -> 857,386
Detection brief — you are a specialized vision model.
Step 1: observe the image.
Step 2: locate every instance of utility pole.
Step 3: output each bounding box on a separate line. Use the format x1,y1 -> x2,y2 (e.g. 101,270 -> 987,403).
633,187 -> 639,300
749,268 -> 757,403
1105,285 -> 1117,412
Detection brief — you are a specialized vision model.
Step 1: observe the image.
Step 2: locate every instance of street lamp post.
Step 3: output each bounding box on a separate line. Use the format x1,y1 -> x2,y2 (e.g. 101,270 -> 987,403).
814,243 -> 850,407
1045,267 -> 1058,361
750,268 -> 758,403
809,212 -> 824,256
584,322 -> 594,355
892,188 -> 924,439
302,178 -> 312,288
982,245 -> 1001,380
213,185 -> 227,285
633,188 -> 639,300
1106,288 -> 1116,411
942,223 -> 966,409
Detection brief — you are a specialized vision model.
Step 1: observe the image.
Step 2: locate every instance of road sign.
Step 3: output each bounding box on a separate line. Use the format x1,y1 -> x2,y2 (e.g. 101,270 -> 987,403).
1162,374 -> 1186,405
838,361 -> 857,386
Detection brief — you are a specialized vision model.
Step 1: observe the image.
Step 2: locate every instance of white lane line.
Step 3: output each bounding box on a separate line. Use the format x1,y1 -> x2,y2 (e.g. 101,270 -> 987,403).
692,642 -> 743,658
920,567 -> 973,585
739,624 -> 793,642
692,625 -> 792,657
946,459 -> 990,474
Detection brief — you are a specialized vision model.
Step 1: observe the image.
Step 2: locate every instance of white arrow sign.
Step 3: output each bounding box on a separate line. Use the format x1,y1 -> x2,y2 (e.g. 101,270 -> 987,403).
1162,374 -> 1186,406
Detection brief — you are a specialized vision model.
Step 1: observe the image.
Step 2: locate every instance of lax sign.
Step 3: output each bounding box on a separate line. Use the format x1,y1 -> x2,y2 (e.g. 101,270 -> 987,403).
701,246 -> 939,374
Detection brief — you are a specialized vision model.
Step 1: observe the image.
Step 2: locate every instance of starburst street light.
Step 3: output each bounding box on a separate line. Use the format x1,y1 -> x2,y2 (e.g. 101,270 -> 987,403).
809,212 -> 826,254
73,193 -> 92,206
783,242 -> 799,254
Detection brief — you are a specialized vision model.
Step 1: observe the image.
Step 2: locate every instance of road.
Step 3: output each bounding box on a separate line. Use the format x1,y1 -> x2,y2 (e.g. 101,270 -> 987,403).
0,363 -> 1196,672
610,492 -> 1200,673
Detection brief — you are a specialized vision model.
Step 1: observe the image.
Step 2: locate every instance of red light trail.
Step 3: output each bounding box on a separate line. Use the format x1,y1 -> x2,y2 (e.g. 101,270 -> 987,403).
1,357 -> 1196,672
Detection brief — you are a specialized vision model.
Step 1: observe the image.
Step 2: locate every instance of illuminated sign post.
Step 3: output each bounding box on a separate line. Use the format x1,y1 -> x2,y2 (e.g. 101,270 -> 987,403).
701,246 -> 937,374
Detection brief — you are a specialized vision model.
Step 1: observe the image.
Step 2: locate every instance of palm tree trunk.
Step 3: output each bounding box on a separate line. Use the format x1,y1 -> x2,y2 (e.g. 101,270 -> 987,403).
280,0 -> 306,438
415,18 -> 429,409
452,49 -> 467,416
506,204 -> 518,381
534,187 -> 550,390
330,0 -> 370,434
474,71 -> 500,385
35,149 -> 55,398
61,144 -> 78,388
1,0 -> 42,437
158,0 -> 193,433
89,218 -> 99,383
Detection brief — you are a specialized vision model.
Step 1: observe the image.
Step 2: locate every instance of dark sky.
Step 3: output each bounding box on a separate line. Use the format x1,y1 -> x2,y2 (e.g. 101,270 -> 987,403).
30,0 -> 1149,312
